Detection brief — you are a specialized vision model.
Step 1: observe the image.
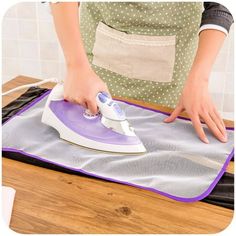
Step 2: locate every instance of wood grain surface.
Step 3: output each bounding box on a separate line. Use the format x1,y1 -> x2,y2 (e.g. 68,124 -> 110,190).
2,76 -> 234,234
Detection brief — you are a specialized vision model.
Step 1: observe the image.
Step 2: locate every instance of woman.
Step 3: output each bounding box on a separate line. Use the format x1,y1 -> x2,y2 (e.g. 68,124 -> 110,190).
50,2 -> 233,143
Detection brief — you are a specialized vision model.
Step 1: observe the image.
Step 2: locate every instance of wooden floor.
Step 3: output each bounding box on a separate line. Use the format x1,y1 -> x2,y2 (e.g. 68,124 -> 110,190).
2,76 -> 234,234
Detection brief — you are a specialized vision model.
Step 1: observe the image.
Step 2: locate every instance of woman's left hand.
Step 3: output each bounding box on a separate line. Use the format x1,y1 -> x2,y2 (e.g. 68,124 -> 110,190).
164,72 -> 227,144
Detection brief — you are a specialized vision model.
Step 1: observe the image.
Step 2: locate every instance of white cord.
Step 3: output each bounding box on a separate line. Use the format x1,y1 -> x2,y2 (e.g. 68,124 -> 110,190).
2,77 -> 62,96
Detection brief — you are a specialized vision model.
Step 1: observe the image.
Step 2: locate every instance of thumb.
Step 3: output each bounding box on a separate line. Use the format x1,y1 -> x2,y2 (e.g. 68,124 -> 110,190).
86,99 -> 98,115
102,85 -> 112,98
164,105 -> 183,123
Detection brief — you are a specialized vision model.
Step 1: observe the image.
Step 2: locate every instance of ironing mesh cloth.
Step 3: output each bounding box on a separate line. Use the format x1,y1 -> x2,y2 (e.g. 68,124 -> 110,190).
2,89 -> 234,202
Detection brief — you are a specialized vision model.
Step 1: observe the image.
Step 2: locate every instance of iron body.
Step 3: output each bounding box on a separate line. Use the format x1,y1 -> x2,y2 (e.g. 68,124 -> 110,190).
41,84 -> 146,153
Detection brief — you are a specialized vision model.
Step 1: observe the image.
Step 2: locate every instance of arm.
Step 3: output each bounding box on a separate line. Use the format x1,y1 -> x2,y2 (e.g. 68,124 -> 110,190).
190,29 -> 226,77
165,29 -> 228,143
165,2 -> 233,144
51,2 -> 108,113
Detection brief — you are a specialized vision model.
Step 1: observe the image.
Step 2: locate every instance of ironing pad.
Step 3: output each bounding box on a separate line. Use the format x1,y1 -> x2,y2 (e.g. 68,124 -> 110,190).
2,89 -> 234,202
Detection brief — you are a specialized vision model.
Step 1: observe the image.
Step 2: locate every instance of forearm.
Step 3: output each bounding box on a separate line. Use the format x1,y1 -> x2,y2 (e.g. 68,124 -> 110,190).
189,29 -> 226,81
51,2 -> 90,69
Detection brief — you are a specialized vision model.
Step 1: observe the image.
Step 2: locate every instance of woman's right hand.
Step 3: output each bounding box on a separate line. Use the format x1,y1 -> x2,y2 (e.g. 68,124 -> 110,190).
51,3 -> 109,114
64,66 -> 109,114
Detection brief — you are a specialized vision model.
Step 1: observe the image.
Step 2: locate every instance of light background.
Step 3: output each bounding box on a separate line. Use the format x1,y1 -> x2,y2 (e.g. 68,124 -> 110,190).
1,2 -> 234,119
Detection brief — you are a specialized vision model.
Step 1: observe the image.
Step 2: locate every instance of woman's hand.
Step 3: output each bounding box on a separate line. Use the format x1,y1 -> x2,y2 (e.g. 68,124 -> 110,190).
164,72 -> 227,144
64,66 -> 109,114
51,3 -> 109,114
164,29 -> 228,144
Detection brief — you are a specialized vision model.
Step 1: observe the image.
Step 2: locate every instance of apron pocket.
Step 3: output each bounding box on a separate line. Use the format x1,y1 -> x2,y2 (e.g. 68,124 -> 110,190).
92,22 -> 176,83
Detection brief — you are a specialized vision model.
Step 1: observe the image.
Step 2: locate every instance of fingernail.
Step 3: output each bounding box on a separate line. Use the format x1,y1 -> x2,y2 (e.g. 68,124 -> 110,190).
204,138 -> 210,144
222,136 -> 228,143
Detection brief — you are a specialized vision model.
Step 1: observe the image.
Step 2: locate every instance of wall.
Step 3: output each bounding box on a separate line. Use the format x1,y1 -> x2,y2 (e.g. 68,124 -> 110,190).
2,2 -> 66,83
209,26 -> 234,120
1,2 -> 234,119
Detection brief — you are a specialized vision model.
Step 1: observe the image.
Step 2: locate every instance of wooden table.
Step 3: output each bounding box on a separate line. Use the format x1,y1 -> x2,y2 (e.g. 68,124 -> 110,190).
2,76 -> 234,234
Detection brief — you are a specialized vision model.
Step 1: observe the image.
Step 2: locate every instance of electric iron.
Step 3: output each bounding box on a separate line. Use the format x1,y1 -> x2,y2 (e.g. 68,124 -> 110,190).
41,83 -> 146,153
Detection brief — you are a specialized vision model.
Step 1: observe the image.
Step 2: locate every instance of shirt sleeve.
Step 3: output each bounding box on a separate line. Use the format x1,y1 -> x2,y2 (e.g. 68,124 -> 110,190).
199,2 -> 234,35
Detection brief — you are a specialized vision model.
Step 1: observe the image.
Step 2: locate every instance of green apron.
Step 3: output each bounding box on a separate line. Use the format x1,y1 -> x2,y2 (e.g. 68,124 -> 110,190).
80,2 -> 202,108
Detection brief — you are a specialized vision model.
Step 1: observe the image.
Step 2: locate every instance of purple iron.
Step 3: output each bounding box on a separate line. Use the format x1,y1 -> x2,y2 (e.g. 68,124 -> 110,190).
41,84 -> 146,153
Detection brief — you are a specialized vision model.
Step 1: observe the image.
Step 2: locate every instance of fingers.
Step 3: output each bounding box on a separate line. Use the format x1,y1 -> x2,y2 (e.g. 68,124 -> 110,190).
191,114 -> 209,144
211,107 -> 227,137
85,85 -> 110,114
86,84 -> 110,114
102,83 -> 112,98
164,105 -> 184,123
201,111 -> 227,143
86,99 -> 98,114
79,99 -> 98,115
80,101 -> 87,109
104,83 -> 109,93
163,102 -> 209,143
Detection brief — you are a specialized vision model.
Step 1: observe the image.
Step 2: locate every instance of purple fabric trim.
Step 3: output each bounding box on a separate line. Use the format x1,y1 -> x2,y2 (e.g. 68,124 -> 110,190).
2,89 -> 235,202
2,147 -> 234,202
